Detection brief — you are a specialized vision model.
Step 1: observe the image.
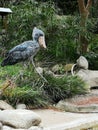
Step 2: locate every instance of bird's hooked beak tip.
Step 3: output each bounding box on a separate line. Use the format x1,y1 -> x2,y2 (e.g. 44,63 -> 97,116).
38,36 -> 47,49
42,43 -> 48,50
43,45 -> 47,49
44,47 -> 48,50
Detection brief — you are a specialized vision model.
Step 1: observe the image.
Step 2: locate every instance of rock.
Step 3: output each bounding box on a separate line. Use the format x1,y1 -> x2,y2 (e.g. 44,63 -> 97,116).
77,56 -> 88,69
76,69 -> 98,87
3,125 -> 26,130
3,126 -> 11,130
0,122 -> 2,130
2,126 -> 42,130
36,67 -> 43,74
0,109 -> 41,129
77,104 -> 98,113
51,64 -> 62,73
16,104 -> 26,109
28,126 -> 42,130
44,70 -> 54,77
0,100 -> 14,110
56,100 -> 98,113
56,100 -> 79,112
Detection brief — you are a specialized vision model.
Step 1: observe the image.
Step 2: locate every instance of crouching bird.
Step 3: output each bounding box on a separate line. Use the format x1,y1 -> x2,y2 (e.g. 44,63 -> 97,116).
1,27 -> 47,82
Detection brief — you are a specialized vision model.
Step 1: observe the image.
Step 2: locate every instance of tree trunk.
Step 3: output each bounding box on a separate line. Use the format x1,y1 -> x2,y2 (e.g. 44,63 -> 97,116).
77,0 -> 92,54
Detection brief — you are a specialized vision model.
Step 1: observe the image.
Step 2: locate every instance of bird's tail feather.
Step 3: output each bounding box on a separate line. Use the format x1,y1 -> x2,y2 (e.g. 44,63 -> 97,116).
1,56 -> 16,67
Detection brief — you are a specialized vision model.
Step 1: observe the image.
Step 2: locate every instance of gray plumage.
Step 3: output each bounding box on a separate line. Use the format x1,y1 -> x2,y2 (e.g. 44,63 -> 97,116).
1,27 -> 46,66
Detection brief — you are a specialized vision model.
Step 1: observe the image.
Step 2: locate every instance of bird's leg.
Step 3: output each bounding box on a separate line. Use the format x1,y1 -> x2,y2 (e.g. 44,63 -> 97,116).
30,57 -> 48,83
23,59 -> 31,69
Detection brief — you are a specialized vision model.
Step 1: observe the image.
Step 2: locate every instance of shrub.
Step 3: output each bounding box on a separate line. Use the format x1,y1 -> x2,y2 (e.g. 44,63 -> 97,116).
1,86 -> 49,108
85,52 -> 98,70
0,60 -> 88,107
43,74 -> 87,103
0,62 -> 49,108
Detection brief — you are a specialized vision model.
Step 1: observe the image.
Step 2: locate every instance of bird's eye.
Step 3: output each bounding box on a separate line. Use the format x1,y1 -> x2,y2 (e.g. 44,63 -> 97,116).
39,34 -> 43,37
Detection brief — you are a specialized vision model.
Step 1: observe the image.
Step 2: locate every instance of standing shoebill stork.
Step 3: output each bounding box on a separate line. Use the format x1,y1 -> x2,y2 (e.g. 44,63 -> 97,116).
1,27 -> 47,82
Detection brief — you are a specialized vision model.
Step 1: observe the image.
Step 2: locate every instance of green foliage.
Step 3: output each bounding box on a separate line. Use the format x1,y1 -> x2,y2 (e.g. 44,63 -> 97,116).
6,2 -> 38,47
0,58 -> 87,107
44,74 -> 87,103
84,33 -> 98,70
1,0 -> 98,59
36,0 -> 78,15
43,15 -> 80,62
1,86 -> 48,108
0,59 -> 21,81
1,0 -> 95,63
5,1 -> 56,48
0,60 -> 49,108
85,52 -> 98,70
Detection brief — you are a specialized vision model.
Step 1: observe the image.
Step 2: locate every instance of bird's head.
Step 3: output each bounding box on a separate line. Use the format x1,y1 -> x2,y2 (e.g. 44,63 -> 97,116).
33,27 -> 47,49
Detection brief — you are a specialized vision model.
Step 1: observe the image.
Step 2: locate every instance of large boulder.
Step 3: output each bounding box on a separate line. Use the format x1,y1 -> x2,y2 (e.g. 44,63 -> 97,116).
77,56 -> 88,69
0,100 -> 14,110
76,69 -> 98,87
56,100 -> 79,112
0,109 -> 41,129
16,104 -> 26,109
56,100 -> 98,113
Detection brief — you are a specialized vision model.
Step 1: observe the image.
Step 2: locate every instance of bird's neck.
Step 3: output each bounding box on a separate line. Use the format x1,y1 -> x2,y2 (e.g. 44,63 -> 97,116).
33,38 -> 38,42
33,39 -> 40,47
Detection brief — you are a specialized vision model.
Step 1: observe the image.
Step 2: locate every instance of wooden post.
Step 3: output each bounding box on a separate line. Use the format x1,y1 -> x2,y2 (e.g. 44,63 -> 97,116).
3,15 -> 8,31
0,8 -> 12,32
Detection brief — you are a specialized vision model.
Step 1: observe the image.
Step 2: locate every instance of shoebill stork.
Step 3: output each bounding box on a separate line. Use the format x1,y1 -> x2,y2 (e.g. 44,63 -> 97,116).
1,27 -> 47,82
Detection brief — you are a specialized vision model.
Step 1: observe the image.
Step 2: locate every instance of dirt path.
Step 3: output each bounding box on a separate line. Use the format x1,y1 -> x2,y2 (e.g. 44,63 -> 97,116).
34,109 -> 98,129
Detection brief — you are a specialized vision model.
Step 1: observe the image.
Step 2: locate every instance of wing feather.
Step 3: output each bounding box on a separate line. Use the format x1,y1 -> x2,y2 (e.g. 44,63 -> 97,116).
9,44 -> 27,53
